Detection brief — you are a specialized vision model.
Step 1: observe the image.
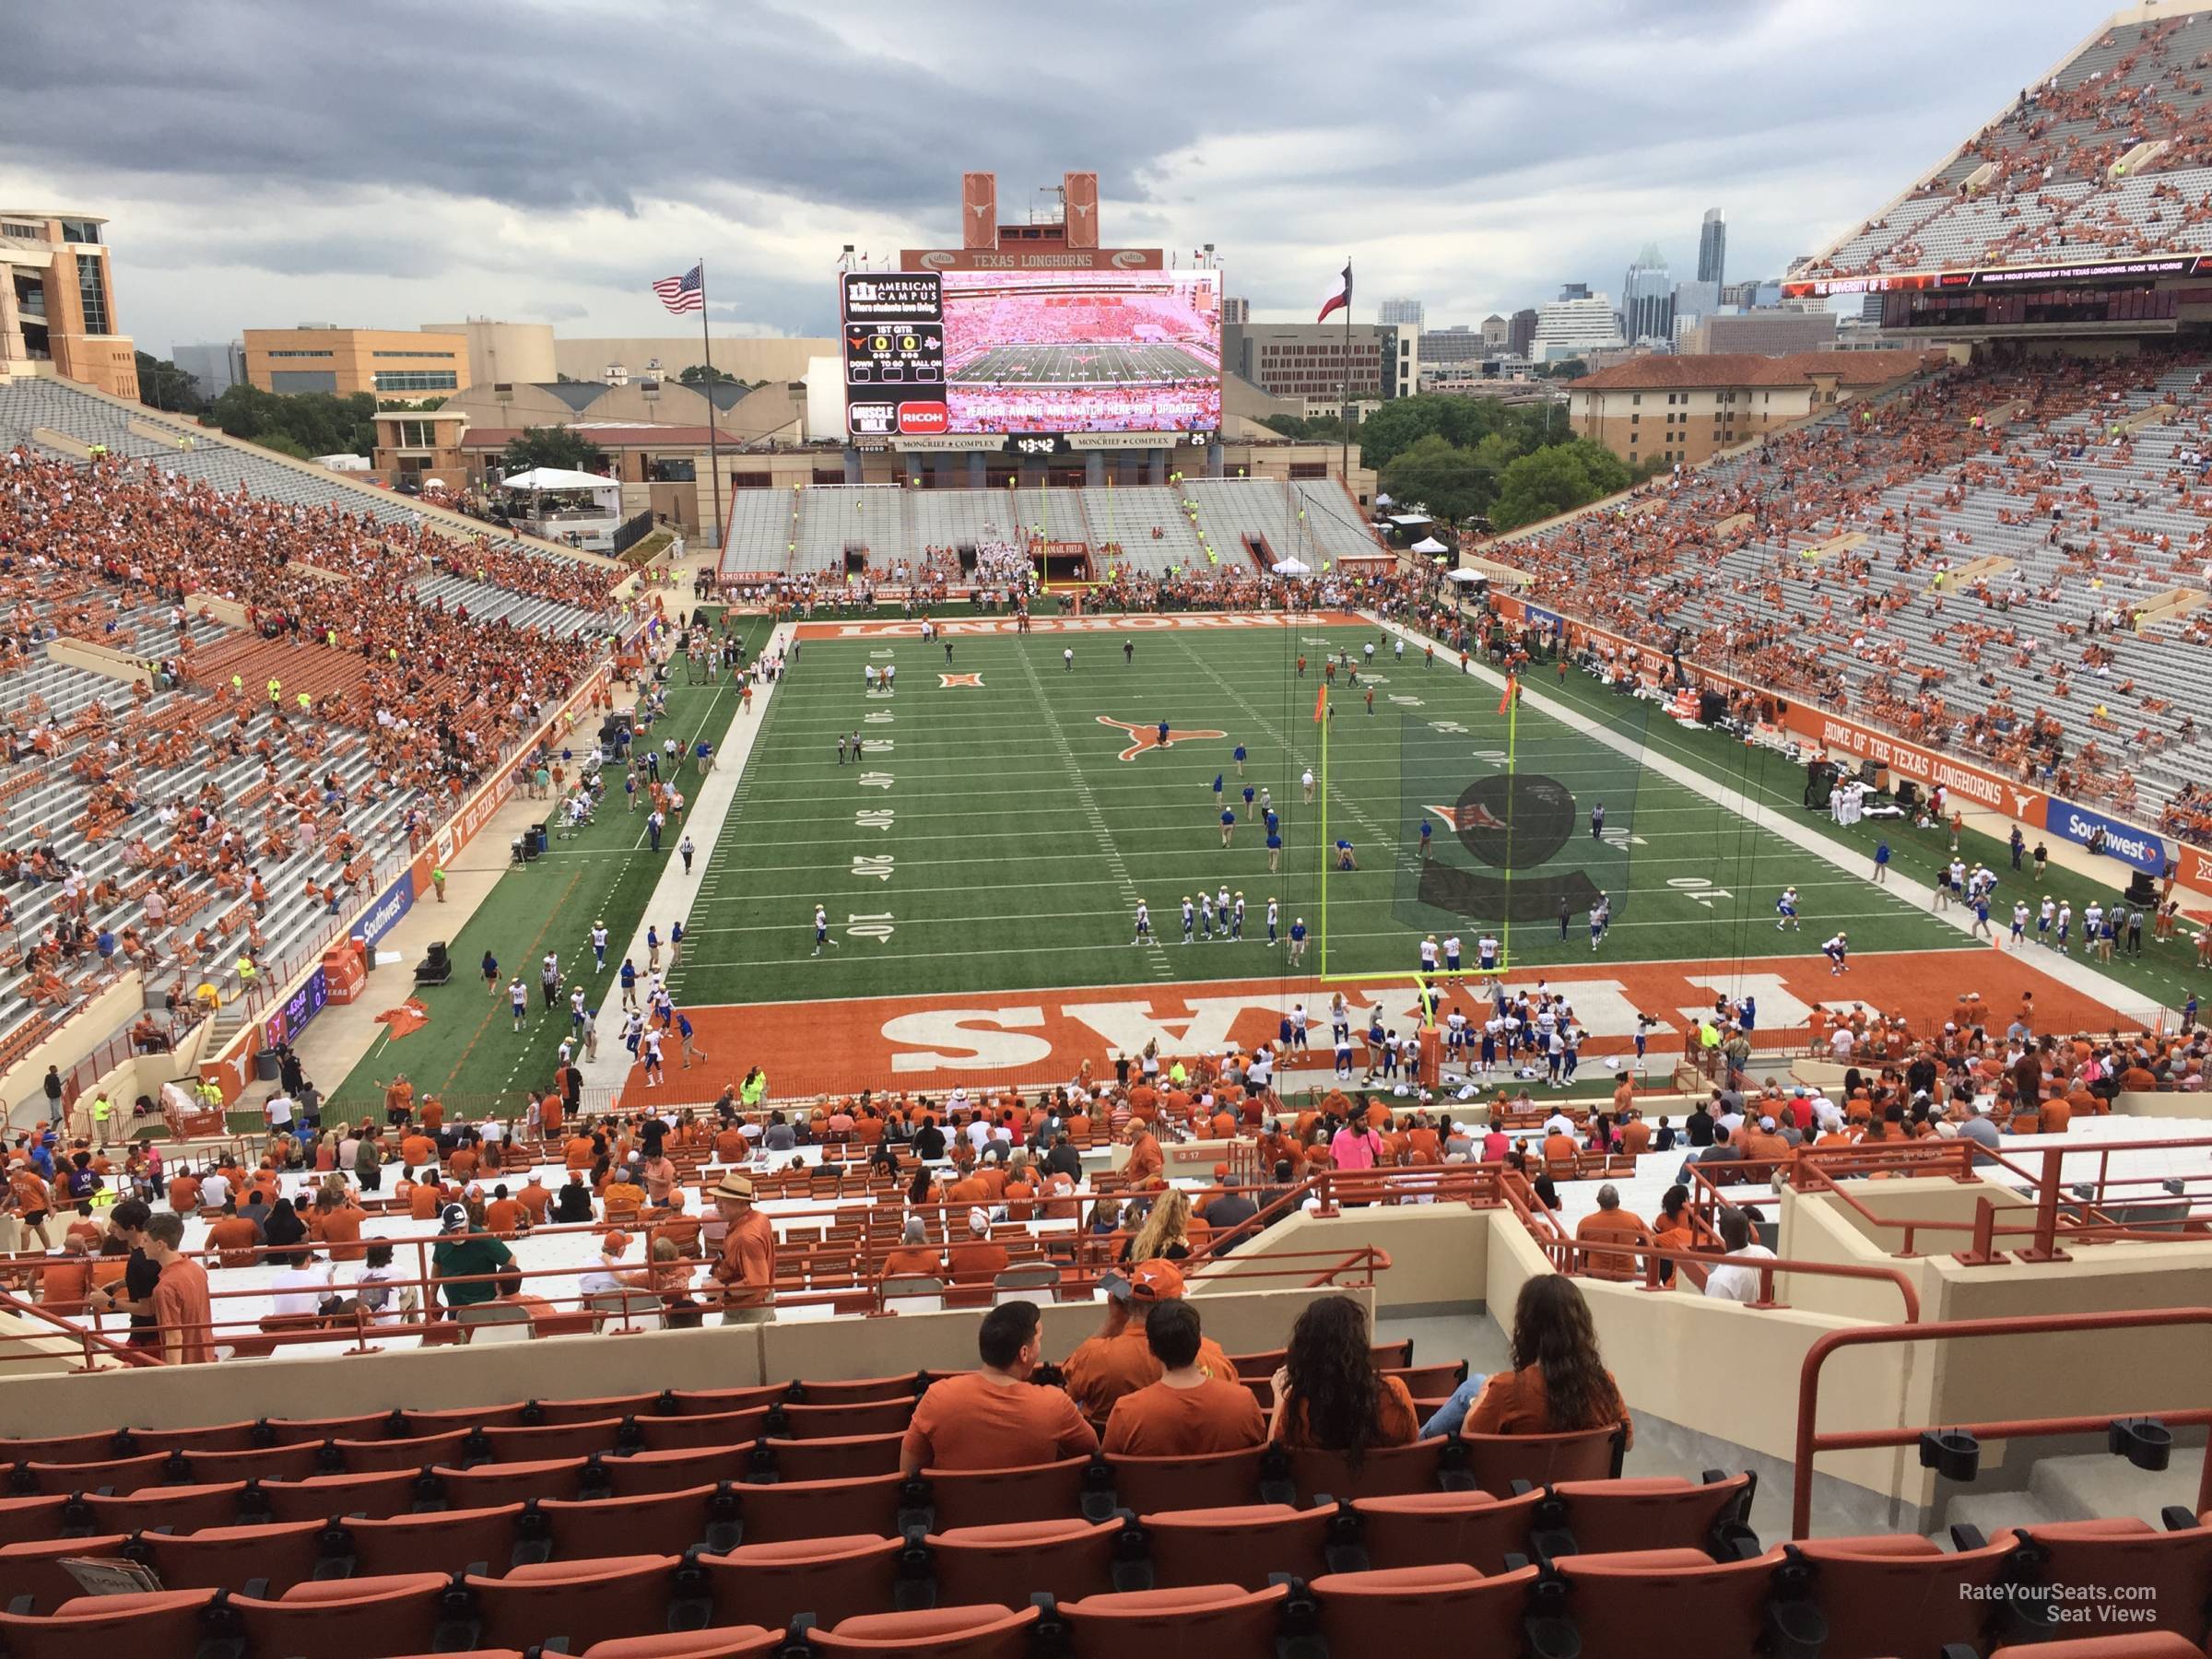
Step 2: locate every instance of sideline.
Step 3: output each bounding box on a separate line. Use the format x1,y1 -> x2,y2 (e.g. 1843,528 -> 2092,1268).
1365,612 -> 2165,1020
574,623 -> 797,1095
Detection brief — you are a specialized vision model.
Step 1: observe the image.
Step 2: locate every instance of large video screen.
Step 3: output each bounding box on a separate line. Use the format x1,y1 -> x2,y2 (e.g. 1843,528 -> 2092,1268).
938,269 -> 1221,435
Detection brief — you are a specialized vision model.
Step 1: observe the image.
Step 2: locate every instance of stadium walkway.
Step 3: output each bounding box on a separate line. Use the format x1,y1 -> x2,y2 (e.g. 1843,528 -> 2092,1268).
573,622 -> 799,1100
1364,613 -> 2146,1021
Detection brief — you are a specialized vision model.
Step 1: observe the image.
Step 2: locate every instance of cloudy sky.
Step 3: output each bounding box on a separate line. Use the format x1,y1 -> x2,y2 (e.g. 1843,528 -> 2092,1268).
2,0 -> 2102,356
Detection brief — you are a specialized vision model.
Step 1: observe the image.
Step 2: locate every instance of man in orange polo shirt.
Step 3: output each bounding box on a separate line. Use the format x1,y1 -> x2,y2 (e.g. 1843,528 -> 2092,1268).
707,1172 -> 776,1325
1101,1297 -> 1266,1455
1124,1124 -> 1164,1190
1573,1184 -> 1651,1282
515,1174 -> 553,1225
902,1300 -> 1098,1474
946,1207 -> 1009,1285
483,1184 -> 525,1237
1060,1259 -> 1233,1420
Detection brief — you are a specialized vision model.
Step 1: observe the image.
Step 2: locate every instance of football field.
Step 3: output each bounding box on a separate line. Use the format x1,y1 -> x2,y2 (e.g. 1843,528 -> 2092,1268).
642,611 -> 2145,1096
328,607 -> 2164,1112
949,342 -> 1218,384
672,613 -> 1954,1001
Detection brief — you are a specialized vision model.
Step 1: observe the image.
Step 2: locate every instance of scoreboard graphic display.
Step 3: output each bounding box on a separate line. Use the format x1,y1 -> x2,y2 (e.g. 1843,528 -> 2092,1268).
841,267 -> 1222,442
841,274 -> 947,440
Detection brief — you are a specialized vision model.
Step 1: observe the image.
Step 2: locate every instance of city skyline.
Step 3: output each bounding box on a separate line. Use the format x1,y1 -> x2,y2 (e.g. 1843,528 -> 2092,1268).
1,0 -> 2102,354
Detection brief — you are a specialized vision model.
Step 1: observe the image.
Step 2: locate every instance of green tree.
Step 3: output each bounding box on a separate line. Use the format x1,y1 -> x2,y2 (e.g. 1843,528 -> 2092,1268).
135,352 -> 206,414
208,384 -> 379,457
501,427 -> 609,474
255,432 -> 312,460
1261,412 -> 1353,443
1379,433 -> 1499,524
1489,439 -> 1632,531
677,363 -> 741,385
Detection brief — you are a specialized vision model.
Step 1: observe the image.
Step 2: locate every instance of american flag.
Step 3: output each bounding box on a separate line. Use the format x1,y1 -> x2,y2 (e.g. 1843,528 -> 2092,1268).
652,265 -> 704,314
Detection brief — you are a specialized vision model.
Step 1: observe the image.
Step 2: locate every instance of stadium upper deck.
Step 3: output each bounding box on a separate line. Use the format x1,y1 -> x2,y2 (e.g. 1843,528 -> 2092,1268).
1806,6 -> 2212,280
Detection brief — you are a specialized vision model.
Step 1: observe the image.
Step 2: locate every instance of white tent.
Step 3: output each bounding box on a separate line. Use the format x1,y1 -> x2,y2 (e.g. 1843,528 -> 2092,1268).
1447,568 -> 1486,585
1411,535 -> 1450,554
500,467 -> 618,492
1270,557 -> 1312,576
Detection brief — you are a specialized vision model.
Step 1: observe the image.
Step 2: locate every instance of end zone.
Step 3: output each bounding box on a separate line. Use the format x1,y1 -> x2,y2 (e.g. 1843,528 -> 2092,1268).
617,948 -> 2126,1100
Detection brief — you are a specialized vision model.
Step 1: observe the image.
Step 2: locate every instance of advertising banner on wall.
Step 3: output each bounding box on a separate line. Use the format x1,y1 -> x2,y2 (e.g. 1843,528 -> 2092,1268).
352,873 -> 415,949
2044,798 -> 2170,876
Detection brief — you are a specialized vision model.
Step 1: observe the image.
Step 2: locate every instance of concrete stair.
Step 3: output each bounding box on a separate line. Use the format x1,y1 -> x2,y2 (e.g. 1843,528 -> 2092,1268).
1941,1444 -> 2207,1536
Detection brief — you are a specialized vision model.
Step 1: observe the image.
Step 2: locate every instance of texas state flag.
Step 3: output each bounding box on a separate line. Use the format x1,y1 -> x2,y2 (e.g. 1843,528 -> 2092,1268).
1318,260 -> 1352,323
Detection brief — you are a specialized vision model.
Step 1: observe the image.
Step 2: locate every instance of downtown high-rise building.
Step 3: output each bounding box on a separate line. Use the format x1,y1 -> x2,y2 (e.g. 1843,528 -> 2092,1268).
1378,298 -> 1425,328
1697,207 -> 1727,287
1621,244 -> 1674,346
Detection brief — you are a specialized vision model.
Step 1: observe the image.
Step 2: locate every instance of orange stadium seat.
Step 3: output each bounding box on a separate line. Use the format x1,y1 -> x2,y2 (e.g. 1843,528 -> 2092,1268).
0,1588 -> 218,1659
914,1455 -> 1090,1531
581,1633 -> 782,1659
1100,1446 -> 1267,1515
466,1553 -> 692,1653
703,1534 -> 905,1630
124,1519 -> 324,1594
804,1603 -> 1040,1656
735,1473 -> 904,1546
602,1447 -> 753,1498
324,1503 -> 526,1579
1141,1503 -> 1331,1591
2007,1515 -> 2212,1645
223,1571 -> 453,1659
1311,1562 -> 1539,1653
1351,1488 -> 1548,1574
926,1515 -> 1125,1606
1787,1529 -> 2021,1657
1543,1548 -> 1816,1659
1533,1471 -> 1757,1559
1457,1425 -> 1625,1496
759,1433 -> 905,1484
541,1488 -> 735,1561
1051,1583 -> 1289,1658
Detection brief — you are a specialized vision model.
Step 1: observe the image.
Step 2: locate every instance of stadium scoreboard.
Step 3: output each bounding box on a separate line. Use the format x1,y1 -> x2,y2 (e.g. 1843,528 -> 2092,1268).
841,273 -> 947,441
840,265 -> 1222,447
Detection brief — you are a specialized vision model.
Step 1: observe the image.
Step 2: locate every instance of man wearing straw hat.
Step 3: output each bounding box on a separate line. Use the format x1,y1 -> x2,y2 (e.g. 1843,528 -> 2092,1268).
707,1171 -> 776,1324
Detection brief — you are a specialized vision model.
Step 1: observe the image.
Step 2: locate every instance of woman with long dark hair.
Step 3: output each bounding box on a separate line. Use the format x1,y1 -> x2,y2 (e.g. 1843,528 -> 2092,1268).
1267,1294 -> 1418,1467
1462,1275 -> 1632,1444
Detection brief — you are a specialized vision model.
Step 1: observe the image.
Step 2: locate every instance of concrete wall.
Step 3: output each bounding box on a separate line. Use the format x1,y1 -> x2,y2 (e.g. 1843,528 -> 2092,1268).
1483,1199 -> 1935,1518
1259,1205 -> 1489,1313
1920,1243 -> 2212,1477
2112,1089 -> 2212,1121
47,635 -> 152,686
0,1287 -> 1340,1437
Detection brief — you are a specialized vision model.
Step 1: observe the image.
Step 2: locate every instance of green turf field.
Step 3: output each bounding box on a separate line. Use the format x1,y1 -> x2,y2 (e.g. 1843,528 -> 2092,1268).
665,619 -> 1977,1006
324,608 -> 2205,1110
321,615 -> 773,1112
1523,653 -> 2207,1022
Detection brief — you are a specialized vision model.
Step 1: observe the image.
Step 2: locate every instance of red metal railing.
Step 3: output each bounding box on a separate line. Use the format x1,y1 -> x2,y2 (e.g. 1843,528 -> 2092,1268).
0,1289 -> 159,1371
1783,1137 -> 2212,1263
1791,1306 -> 2212,1538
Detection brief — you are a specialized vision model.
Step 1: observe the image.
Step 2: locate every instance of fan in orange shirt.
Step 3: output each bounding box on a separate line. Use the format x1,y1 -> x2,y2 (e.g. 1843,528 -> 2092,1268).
1101,1297 -> 1266,1456
1061,1258 -> 1235,1421
1267,1294 -> 1419,1457
1462,1277 -> 1633,1450
901,1300 -> 1098,1475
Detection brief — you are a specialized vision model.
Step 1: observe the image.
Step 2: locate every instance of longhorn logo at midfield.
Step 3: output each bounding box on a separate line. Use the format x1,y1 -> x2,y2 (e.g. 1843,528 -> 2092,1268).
1096,716 -> 1227,761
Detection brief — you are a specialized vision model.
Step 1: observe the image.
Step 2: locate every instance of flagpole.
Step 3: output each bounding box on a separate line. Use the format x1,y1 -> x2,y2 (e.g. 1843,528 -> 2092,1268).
699,256 -> 724,554
1339,255 -> 1351,497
